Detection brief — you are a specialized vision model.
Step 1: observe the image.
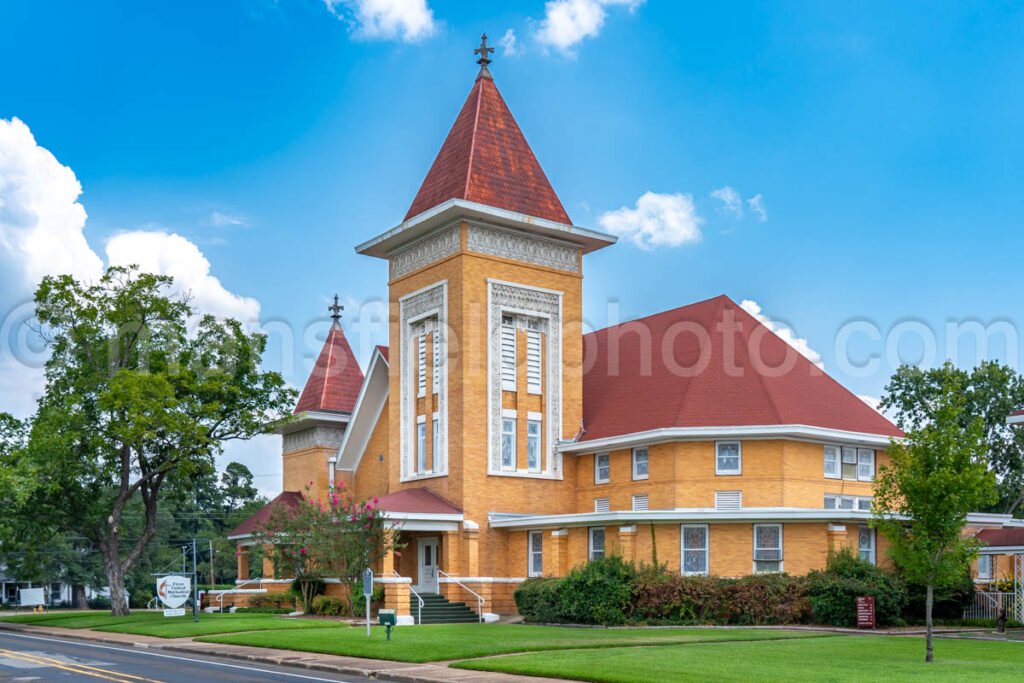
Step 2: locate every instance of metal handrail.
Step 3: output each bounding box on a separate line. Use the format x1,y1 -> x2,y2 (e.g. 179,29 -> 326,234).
438,570 -> 484,622
394,571 -> 423,625
215,577 -> 264,610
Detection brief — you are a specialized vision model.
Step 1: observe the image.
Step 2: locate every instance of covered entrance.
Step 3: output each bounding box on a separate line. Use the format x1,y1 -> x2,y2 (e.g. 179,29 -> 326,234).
415,537 -> 440,593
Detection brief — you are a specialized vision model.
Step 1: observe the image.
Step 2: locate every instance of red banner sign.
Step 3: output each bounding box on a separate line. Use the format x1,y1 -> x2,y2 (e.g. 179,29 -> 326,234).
856,595 -> 876,629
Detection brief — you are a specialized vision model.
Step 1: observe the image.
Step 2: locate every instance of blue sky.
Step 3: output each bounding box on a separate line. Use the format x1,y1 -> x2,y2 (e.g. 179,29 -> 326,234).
2,1 -> 1022,491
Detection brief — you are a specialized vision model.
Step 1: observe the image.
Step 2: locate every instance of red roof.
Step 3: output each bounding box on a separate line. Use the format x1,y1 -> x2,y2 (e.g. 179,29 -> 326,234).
977,527 -> 1024,548
1011,410 -> 1024,417
294,323 -> 364,415
228,491 -> 303,539
376,345 -> 389,363
375,487 -> 462,515
580,295 -> 903,442
404,73 -> 571,225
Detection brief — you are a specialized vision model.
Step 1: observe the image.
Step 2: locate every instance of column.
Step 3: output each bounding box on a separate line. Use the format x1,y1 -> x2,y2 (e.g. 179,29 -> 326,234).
618,525 -> 637,564
547,528 -> 569,577
237,544 -> 250,581
463,520 -> 480,577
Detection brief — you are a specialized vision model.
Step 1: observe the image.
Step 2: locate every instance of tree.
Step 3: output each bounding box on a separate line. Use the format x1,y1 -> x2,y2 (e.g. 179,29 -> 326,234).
252,483 -> 401,615
220,462 -> 260,513
874,367 -> 997,662
20,266 -> 294,615
881,361 -> 1024,514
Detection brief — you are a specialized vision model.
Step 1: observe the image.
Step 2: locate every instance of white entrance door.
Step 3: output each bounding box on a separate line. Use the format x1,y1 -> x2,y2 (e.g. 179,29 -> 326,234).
417,537 -> 439,594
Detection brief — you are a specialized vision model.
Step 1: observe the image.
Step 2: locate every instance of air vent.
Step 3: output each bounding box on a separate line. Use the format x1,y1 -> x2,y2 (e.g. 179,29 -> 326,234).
715,490 -> 742,511
632,494 -> 649,512
594,497 -> 610,513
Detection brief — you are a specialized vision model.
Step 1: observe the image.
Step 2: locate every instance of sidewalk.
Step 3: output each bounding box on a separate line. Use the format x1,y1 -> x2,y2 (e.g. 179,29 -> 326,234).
0,621 -> 568,683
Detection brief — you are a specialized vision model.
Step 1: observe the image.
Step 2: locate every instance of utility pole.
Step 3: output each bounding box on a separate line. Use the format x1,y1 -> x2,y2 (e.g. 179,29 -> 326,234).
209,540 -> 215,588
192,539 -> 199,623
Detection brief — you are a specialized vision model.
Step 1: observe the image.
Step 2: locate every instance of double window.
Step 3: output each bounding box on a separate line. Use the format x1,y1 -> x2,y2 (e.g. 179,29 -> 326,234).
753,524 -> 783,573
594,453 -> 610,484
858,526 -> 876,565
824,494 -> 872,511
589,527 -> 606,560
501,417 -> 516,471
681,525 -> 709,575
632,447 -> 649,480
528,531 -> 543,577
501,314 -> 544,394
716,441 -> 741,475
825,445 -> 874,481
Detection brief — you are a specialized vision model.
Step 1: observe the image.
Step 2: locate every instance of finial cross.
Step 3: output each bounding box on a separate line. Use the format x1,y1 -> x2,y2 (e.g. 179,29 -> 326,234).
328,294 -> 344,324
474,33 -> 494,69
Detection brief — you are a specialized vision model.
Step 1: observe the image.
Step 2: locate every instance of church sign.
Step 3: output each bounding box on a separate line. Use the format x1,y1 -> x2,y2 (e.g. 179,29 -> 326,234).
156,575 -> 191,612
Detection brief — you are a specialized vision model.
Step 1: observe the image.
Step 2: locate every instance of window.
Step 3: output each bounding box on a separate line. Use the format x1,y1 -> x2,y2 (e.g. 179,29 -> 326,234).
824,494 -> 872,511
594,497 -> 610,513
416,418 -> 427,474
753,524 -> 783,573
824,445 -> 840,479
632,447 -> 649,480
632,494 -> 649,512
501,315 -> 516,391
594,453 -> 610,484
857,449 -> 875,481
501,417 -> 516,471
841,447 -> 858,479
858,526 -> 875,565
715,490 -> 743,511
417,334 -> 427,398
527,418 -> 542,473
716,441 -> 742,475
681,525 -> 709,575
589,527 -> 606,560
432,332 -> 440,394
977,554 -> 993,580
528,531 -> 543,577
526,327 -> 542,394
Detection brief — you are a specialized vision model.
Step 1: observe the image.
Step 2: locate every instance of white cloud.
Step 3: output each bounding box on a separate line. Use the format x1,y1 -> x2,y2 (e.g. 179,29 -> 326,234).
499,28 -> 519,57
747,193 -> 767,221
324,0 -> 436,42
710,186 -> 743,217
535,0 -> 643,54
207,210 -> 248,228
0,117 -> 262,417
598,191 -> 703,250
740,299 -> 825,370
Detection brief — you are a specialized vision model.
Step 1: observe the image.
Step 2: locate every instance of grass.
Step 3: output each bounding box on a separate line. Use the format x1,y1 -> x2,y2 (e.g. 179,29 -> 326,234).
0,611 -> 340,638
453,634 -> 1024,682
199,624 -> 821,663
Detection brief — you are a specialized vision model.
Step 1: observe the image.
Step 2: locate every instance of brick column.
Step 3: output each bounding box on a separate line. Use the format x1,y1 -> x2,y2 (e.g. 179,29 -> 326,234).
547,528 -> 569,577
618,525 -> 637,564
261,544 -> 275,578
463,520 -> 480,577
826,523 -> 849,555
237,545 -> 250,580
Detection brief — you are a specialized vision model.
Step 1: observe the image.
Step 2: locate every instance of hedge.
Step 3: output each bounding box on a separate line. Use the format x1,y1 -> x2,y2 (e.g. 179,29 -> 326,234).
807,550 -> 907,627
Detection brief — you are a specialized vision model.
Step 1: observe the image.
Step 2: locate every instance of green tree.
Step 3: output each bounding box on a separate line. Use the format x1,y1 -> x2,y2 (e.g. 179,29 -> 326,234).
874,367 -> 997,662
21,266 -> 294,615
220,462 -> 261,513
881,361 -> 1024,514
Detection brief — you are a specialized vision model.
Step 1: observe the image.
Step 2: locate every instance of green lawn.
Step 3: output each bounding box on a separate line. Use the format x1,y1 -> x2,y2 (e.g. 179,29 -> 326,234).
453,634 -> 1024,683
0,611 -> 338,638
199,624 -> 822,663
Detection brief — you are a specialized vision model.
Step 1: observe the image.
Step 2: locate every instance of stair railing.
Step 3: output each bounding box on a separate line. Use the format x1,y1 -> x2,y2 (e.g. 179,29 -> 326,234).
216,577 -> 263,610
438,570 -> 484,622
394,571 -> 423,625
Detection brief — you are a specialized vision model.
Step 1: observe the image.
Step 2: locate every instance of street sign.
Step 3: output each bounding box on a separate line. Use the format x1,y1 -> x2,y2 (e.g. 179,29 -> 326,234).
856,595 -> 876,629
163,608 -> 186,617
362,569 -> 374,598
156,575 -> 191,609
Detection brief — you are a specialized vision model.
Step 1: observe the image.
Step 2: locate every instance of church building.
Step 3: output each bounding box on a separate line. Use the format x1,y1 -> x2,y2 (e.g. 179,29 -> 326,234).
229,41 -> 1023,623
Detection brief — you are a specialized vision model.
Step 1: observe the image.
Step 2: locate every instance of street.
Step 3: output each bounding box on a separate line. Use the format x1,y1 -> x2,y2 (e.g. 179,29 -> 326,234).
0,631 -> 374,683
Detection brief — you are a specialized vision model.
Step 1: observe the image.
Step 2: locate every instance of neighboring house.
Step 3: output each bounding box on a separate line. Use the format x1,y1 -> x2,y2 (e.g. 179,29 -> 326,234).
0,572 -> 72,607
228,51 -> 1024,621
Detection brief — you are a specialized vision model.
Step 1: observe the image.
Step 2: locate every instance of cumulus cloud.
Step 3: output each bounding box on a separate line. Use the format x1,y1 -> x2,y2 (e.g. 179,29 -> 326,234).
499,28 -> 519,57
324,0 -> 436,42
747,193 -> 767,221
740,299 -> 825,370
710,186 -> 743,217
535,0 -> 643,54
0,117 -> 262,417
598,191 -> 703,250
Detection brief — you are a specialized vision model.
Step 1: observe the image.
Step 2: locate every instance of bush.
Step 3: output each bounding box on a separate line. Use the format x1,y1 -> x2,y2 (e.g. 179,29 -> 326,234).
558,556 -> 636,625
87,597 -> 111,610
234,606 -> 291,614
353,585 -> 385,617
903,570 -> 975,622
633,574 -> 811,625
807,550 -> 907,627
310,595 -> 344,616
514,578 -> 564,623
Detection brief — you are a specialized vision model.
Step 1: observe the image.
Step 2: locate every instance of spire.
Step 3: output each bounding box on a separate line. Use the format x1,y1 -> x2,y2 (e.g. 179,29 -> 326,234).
294,298 -> 364,415
403,42 -> 571,225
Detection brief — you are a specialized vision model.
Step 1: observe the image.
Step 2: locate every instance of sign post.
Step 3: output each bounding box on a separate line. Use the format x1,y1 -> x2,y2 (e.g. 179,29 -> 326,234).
856,595 -> 876,629
363,568 -> 374,638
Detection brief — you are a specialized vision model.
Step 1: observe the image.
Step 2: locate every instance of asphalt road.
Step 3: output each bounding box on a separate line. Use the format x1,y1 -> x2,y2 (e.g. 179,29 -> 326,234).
0,631 -> 376,683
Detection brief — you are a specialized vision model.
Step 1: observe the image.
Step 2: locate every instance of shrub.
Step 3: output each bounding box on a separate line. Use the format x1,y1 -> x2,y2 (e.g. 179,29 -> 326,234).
558,556 -> 636,625
353,585 -> 385,617
87,597 -> 111,610
903,570 -> 975,622
722,574 -> 812,625
633,574 -> 810,625
234,607 -> 291,614
807,550 -> 907,627
514,578 -> 564,623
310,595 -> 344,616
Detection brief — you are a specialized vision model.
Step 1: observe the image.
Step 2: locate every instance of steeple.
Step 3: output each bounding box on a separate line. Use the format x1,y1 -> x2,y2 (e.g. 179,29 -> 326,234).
403,37 -> 571,225
293,297 -> 364,415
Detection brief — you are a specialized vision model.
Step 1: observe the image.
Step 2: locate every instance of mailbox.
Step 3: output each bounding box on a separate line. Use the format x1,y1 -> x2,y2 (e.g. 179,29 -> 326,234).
378,608 -> 397,640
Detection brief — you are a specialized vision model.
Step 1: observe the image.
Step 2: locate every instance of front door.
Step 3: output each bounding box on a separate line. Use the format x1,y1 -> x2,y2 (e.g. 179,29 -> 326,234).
416,537 -> 439,593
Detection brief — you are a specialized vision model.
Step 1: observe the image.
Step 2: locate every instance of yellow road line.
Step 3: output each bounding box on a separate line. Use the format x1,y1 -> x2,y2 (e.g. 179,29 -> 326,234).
0,647 -> 164,683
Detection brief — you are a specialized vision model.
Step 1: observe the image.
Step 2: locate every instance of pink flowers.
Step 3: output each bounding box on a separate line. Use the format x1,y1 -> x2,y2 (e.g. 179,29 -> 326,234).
373,496 -> 380,505
394,550 -> 402,558
299,547 -> 308,556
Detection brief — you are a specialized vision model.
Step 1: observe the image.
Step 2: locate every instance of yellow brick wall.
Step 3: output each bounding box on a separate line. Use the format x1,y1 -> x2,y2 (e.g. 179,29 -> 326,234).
282,445 -> 335,496
353,401 -> 391,501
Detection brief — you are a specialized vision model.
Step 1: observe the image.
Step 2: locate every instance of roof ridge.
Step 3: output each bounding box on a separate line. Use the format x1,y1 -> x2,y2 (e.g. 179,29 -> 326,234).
463,79 -> 485,200
585,294 -> 732,338
734,301 -> 786,424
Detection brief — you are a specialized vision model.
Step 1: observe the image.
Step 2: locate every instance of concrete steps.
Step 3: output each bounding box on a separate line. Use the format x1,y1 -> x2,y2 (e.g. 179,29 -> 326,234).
411,593 -> 480,624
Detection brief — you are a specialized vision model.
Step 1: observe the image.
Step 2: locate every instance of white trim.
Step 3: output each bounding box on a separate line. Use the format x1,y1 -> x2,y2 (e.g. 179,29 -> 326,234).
967,513 -> 1024,527
979,546 -> 1024,554
437,577 -> 528,584
528,530 -> 543,578
561,425 -> 897,454
681,524 -> 710,576
715,441 -> 742,476
489,507 -> 879,529
335,347 -> 389,474
502,408 -> 518,418
1008,413 -> 1024,426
